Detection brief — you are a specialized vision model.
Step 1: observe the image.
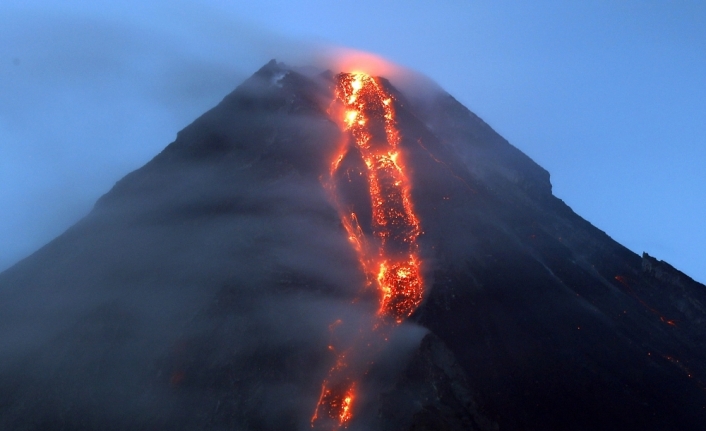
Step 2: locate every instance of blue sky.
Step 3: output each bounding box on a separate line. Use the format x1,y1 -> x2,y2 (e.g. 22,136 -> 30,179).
1,1 -> 704,283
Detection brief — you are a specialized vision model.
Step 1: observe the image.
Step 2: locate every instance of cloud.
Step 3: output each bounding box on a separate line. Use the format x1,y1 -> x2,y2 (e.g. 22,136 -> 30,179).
0,5 -> 320,271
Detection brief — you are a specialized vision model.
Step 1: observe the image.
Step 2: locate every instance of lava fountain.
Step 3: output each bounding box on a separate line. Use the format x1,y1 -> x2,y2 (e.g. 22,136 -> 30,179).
311,72 -> 425,429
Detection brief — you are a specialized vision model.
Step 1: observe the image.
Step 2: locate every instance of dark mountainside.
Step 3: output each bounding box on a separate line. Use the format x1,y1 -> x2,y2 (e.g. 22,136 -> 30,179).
1,60 -> 705,431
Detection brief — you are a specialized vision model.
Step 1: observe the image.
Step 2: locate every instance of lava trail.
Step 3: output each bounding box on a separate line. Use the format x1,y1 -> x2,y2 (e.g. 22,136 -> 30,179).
312,73 -> 425,429
333,72 -> 423,322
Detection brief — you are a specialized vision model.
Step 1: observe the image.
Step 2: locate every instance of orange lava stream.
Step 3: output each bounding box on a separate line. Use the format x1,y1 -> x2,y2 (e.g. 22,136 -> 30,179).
312,73 -> 424,428
335,72 -> 423,322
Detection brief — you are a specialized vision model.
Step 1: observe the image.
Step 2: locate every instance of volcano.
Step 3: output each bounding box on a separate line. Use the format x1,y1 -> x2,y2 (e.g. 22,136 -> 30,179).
1,60 -> 705,431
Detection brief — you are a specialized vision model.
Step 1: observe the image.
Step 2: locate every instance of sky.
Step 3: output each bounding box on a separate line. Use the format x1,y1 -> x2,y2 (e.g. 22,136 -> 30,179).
1,0 -> 704,283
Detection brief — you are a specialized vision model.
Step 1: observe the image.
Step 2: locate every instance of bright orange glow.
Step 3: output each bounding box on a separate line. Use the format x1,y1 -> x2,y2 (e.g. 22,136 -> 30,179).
317,48 -> 401,80
340,388 -> 355,423
312,380 -> 356,429
312,72 -> 425,429
334,72 -> 424,322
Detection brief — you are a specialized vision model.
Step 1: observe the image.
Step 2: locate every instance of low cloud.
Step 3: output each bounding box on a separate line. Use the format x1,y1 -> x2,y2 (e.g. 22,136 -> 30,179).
0,4 -> 319,271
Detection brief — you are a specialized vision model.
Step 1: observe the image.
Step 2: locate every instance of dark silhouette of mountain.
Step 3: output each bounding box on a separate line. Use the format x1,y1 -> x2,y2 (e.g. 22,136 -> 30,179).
1,60 -> 704,431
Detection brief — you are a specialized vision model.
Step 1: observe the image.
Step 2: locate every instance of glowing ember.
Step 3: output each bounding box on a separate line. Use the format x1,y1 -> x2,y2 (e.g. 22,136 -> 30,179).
312,72 -> 425,429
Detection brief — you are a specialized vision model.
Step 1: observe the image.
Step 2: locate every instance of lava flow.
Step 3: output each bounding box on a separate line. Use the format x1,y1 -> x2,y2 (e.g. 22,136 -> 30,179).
311,73 -> 425,429
333,72 -> 424,322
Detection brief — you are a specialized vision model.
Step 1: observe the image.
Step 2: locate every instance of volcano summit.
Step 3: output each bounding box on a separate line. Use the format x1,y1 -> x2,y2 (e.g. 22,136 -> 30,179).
0,60 -> 704,431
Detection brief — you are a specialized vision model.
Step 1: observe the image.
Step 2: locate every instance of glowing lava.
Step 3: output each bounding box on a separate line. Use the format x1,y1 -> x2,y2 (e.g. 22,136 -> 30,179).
334,72 -> 424,322
312,72 -> 425,429
312,380 -> 357,429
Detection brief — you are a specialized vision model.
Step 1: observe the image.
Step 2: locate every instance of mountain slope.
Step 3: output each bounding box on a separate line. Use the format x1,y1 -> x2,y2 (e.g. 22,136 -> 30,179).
405,90 -> 706,430
1,60 -> 704,431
